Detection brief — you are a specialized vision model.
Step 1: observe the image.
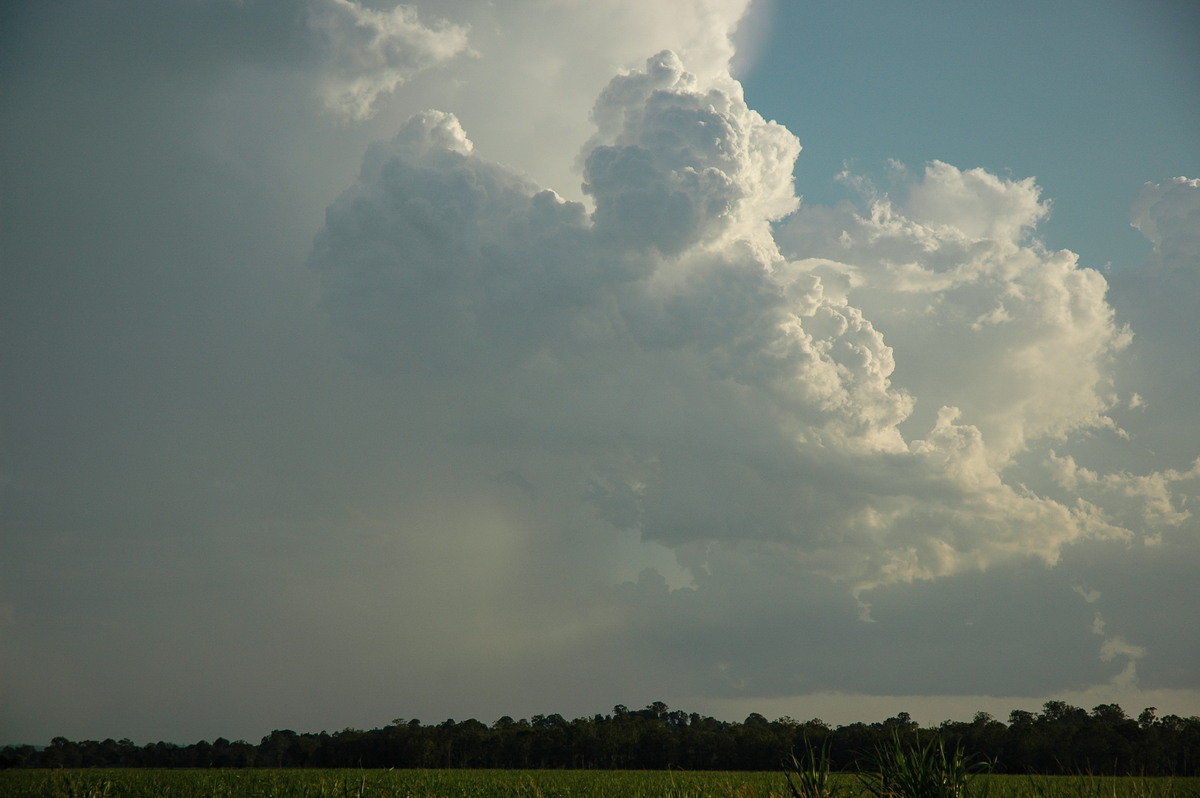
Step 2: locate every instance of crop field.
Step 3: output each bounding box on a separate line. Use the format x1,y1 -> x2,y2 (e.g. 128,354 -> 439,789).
1,770 -> 1197,798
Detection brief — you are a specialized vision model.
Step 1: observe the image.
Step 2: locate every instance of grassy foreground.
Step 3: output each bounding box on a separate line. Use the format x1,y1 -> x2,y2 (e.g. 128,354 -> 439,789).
1,769 -> 1197,798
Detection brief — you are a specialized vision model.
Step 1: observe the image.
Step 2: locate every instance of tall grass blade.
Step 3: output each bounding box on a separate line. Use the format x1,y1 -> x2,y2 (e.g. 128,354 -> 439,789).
784,737 -> 841,798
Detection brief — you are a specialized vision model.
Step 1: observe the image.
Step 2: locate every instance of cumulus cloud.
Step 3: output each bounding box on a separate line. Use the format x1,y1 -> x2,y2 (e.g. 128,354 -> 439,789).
779,163 -> 1131,464
311,50 -> 1186,617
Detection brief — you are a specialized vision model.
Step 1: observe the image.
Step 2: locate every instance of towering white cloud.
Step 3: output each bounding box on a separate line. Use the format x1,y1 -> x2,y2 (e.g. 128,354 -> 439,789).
584,51 -> 799,256
311,51 -> 1173,611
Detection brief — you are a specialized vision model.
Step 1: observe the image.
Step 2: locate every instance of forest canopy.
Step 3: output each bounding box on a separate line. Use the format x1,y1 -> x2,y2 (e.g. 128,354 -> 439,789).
5,701 -> 1198,775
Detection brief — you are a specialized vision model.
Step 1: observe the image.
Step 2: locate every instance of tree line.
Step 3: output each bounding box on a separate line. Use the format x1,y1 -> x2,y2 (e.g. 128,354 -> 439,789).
3,701 -> 1198,775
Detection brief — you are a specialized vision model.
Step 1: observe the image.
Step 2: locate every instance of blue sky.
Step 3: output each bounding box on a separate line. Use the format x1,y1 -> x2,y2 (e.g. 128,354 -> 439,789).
738,0 -> 1200,272
2,0 -> 1198,745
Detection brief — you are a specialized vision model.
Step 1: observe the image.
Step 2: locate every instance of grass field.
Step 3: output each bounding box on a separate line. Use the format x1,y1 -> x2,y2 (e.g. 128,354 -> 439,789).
1,769 -> 1197,798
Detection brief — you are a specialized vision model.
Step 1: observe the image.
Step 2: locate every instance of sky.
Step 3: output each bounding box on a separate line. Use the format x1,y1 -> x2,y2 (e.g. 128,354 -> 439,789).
1,0 -> 1198,745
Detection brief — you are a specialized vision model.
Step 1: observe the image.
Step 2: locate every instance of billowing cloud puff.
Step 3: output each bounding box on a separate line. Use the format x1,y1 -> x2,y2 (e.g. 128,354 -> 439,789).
905,162 -> 1048,243
779,163 -> 1130,465
584,51 -> 800,255
310,0 -> 470,120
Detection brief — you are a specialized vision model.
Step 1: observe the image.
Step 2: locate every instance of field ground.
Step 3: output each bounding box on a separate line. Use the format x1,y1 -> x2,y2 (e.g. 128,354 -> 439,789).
1,769 -> 1197,798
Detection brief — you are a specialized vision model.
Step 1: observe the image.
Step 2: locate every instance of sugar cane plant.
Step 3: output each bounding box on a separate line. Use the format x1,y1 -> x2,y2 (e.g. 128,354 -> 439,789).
784,737 -> 842,798
857,732 -> 989,798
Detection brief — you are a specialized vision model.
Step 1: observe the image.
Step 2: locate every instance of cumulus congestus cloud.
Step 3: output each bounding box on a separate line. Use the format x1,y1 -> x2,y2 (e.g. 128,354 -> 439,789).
6,0 -> 1199,747
310,49 -> 1197,627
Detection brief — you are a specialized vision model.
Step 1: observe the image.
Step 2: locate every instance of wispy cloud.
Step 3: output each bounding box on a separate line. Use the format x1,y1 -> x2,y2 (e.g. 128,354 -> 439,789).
310,0 -> 471,120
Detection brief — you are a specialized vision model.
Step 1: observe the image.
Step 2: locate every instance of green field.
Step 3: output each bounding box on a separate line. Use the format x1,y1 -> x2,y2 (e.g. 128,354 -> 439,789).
1,770 -> 1197,798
